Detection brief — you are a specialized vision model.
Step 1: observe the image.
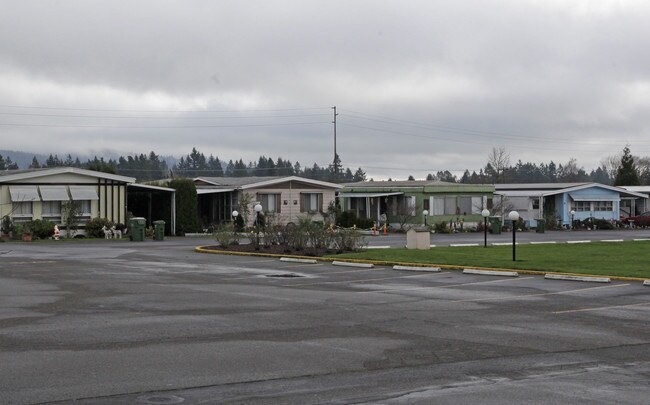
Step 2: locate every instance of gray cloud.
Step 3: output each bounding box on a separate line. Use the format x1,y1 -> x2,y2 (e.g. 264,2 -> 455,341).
1,0 -> 650,179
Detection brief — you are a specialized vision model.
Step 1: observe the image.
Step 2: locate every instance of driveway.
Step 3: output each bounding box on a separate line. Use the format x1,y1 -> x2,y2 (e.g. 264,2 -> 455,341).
0,239 -> 648,404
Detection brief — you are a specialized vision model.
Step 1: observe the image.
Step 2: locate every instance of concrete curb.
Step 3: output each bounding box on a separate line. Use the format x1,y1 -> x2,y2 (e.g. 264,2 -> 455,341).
600,239 -> 624,243
393,265 -> 441,272
366,246 -> 391,249
544,274 -> 611,283
280,257 -> 318,264
529,241 -> 557,244
567,240 -> 591,244
450,243 -> 480,247
332,261 -> 374,268
463,268 -> 519,277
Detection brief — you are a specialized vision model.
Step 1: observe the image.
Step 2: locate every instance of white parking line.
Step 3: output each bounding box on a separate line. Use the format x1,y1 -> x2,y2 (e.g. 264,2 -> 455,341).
554,300 -> 650,314
357,276 -> 535,294
282,273 -> 437,287
452,283 -> 629,303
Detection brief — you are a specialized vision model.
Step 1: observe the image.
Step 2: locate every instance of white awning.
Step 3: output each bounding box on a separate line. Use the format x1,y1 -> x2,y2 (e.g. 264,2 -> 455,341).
39,186 -> 69,201
69,186 -> 99,201
196,188 -> 235,195
569,193 -> 618,202
9,186 -> 40,202
338,192 -> 404,198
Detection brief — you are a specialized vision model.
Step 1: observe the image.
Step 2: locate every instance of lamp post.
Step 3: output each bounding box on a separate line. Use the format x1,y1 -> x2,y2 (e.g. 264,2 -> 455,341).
423,210 -> 428,227
570,210 -> 575,230
508,211 -> 519,261
232,210 -> 239,239
481,209 -> 490,248
254,204 -> 263,249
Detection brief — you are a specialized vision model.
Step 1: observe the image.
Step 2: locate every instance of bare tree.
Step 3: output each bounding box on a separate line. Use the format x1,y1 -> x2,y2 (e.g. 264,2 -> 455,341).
600,154 -> 622,181
488,147 -> 510,184
390,197 -> 419,231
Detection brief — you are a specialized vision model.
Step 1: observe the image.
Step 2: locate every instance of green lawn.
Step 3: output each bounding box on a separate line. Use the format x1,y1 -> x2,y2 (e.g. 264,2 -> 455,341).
330,241 -> 650,279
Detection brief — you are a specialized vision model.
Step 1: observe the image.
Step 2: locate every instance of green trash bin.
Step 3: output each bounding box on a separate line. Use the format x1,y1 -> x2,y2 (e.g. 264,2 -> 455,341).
153,220 -> 165,241
489,216 -> 502,235
536,218 -> 545,233
129,217 -> 146,241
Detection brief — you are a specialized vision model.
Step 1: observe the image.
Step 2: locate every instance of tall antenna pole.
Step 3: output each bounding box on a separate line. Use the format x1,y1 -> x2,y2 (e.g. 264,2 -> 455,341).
332,106 -> 338,177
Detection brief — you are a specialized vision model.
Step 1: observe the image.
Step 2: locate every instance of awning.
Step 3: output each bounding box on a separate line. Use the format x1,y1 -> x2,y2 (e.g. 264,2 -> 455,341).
196,188 -> 235,195
39,186 -> 69,201
69,186 -> 99,201
9,186 -> 40,202
569,193 -> 618,202
338,192 -> 404,198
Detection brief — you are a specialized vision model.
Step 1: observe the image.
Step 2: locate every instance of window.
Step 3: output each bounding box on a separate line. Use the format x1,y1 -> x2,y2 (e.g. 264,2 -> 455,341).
594,201 -> 613,211
445,196 -> 456,215
458,197 -> 471,216
575,201 -> 590,212
259,194 -> 280,213
423,198 -> 430,211
12,202 -> 33,223
301,193 -> 322,212
42,201 -> 62,223
532,198 -> 540,210
432,197 -> 444,215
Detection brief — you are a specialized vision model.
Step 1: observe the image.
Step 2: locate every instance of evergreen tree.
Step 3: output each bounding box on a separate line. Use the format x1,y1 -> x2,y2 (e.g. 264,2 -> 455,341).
614,145 -> 640,186
29,156 -> 41,169
353,168 -> 366,182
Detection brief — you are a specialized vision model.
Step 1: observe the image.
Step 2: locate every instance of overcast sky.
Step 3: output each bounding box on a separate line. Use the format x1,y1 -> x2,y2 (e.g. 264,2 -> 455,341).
2,0 -> 650,179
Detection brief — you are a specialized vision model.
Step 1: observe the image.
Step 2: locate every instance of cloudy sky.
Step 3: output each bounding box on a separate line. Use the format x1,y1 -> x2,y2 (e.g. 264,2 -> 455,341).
1,0 -> 649,179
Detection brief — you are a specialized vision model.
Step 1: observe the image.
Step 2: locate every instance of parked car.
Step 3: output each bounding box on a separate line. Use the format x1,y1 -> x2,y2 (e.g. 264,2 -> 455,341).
626,211 -> 650,227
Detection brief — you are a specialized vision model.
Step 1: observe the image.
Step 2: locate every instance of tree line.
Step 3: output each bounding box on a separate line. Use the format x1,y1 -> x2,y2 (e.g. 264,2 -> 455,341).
414,146 -> 649,186
12,148 -> 368,184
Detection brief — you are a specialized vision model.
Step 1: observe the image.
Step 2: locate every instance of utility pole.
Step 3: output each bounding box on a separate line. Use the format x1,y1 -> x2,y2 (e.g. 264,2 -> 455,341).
332,106 -> 338,178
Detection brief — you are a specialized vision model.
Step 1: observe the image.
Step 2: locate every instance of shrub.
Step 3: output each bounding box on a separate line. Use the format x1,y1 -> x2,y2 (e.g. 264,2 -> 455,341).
331,228 -> 367,253
1,215 -> 14,235
26,219 -> 57,239
85,218 -> 114,238
433,221 -> 449,234
336,210 -> 374,229
213,225 -> 239,248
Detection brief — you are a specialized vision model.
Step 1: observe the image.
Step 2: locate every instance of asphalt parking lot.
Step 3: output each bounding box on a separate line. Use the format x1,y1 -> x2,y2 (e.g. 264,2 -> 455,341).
1,238 -> 649,404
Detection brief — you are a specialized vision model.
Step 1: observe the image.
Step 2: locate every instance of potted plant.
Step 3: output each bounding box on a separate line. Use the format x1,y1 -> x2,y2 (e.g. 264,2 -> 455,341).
21,224 -> 32,242
1,216 -> 13,241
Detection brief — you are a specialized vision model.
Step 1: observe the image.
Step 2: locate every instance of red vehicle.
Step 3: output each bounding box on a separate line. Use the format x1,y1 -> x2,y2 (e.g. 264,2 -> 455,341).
626,211 -> 650,227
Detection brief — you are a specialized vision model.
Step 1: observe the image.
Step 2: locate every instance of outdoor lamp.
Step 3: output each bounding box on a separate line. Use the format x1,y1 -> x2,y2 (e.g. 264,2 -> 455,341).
232,210 -> 239,237
508,211 -> 519,261
254,204 -> 263,249
570,209 -> 576,230
481,209 -> 490,248
423,210 -> 428,226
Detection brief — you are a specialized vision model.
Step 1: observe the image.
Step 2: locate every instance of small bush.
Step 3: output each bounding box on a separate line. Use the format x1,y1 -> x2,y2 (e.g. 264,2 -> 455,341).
331,228 -> 367,253
434,221 -> 449,234
213,225 -> 239,248
26,219 -> 57,239
85,218 -> 114,238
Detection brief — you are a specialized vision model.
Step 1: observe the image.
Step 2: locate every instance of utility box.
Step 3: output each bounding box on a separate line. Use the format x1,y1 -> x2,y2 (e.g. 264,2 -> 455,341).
406,226 -> 430,250
536,219 -> 546,233
489,217 -> 502,235
153,220 -> 165,241
129,217 -> 146,242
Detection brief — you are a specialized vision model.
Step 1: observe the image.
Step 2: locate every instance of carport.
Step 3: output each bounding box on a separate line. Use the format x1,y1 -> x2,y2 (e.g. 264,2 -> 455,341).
127,184 -> 176,235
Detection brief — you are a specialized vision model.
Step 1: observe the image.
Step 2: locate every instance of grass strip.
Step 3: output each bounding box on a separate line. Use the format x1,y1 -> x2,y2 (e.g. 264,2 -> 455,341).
329,241 -> 650,279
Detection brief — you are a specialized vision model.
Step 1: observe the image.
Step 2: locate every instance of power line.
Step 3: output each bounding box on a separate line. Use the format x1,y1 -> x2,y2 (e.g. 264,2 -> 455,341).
0,104 -> 331,113
0,111 -> 331,119
0,121 -> 330,129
